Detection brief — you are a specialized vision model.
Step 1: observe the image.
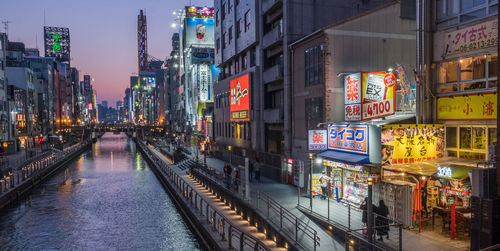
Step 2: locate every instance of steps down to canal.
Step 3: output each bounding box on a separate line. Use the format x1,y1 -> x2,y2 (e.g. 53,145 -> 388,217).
136,140 -> 293,250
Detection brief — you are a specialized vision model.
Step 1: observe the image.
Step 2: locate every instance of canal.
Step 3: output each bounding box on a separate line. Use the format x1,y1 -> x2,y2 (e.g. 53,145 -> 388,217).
0,133 -> 200,250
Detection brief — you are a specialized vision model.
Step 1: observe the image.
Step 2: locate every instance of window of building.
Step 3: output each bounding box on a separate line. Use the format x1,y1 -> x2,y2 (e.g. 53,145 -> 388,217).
222,32 -> 226,49
228,26 -> 233,44
436,0 -> 496,27
305,97 -> 324,130
216,38 -> 220,52
242,54 -> 247,70
304,44 -> 324,86
216,10 -> 219,26
227,0 -> 232,14
236,19 -> 241,38
235,56 -> 240,73
436,53 -> 496,94
250,47 -> 256,67
236,0 -> 240,5
244,10 -> 251,32
221,3 -> 226,20
231,123 -> 235,138
445,125 -> 496,160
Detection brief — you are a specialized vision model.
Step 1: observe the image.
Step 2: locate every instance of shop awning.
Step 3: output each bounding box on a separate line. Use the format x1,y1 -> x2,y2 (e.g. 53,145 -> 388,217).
318,150 -> 369,165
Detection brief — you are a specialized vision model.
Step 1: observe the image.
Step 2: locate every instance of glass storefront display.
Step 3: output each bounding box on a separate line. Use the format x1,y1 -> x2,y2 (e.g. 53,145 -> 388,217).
445,125 -> 495,160
343,169 -> 369,205
321,160 -> 371,205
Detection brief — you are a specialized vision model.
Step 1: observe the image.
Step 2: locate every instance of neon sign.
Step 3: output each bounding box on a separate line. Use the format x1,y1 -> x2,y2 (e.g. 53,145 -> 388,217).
327,125 -> 368,155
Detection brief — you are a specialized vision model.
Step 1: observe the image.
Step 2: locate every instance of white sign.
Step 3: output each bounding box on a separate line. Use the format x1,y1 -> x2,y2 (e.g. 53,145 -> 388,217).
363,73 -> 386,102
198,64 -> 210,102
308,129 -> 327,150
437,166 -> 452,178
344,73 -> 362,121
293,160 -> 304,188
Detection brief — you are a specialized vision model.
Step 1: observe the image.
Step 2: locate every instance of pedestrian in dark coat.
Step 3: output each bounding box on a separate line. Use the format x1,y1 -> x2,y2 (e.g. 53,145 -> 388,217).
376,199 -> 390,241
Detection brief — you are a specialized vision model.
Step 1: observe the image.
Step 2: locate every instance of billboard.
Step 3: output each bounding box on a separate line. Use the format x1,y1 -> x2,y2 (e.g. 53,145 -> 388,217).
327,125 -> 368,155
230,74 -> 250,121
185,17 -> 215,47
436,93 -> 497,120
308,129 -> 327,151
185,6 -> 214,18
344,72 -> 396,121
197,64 -> 211,102
44,26 -> 70,62
191,47 -> 215,64
445,19 -> 498,58
381,124 -> 445,165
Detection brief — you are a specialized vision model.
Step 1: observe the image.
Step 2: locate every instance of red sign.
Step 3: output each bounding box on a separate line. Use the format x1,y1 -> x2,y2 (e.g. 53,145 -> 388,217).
384,73 -> 396,88
230,74 -> 250,121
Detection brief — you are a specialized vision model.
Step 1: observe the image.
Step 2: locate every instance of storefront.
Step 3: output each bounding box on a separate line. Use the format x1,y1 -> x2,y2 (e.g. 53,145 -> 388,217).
311,124 -> 381,206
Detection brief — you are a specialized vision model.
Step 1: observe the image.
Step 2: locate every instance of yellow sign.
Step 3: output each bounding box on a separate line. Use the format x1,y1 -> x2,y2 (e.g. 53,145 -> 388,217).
437,93 -> 497,120
381,125 -> 445,165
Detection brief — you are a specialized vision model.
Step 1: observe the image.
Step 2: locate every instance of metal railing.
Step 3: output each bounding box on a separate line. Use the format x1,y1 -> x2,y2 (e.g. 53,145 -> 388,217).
191,163 -> 320,251
137,141 -> 273,251
0,141 -> 88,195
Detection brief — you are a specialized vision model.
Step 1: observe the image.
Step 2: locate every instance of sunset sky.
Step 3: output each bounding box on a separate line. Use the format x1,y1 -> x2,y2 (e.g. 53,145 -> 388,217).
0,0 -> 212,107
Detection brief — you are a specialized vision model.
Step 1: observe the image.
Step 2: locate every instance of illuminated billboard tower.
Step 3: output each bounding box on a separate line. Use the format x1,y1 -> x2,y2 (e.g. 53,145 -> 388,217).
44,26 -> 70,62
135,9 -> 148,123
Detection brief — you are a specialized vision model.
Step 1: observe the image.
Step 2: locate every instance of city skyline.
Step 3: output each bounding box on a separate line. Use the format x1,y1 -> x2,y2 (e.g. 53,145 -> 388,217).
0,0 -> 212,105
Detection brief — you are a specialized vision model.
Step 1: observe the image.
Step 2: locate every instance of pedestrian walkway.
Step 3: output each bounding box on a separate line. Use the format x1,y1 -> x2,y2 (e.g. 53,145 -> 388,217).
198,154 -> 466,251
146,144 -> 287,250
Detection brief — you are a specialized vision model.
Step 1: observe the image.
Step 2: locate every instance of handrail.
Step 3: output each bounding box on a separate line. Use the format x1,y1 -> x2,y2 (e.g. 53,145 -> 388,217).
191,164 -> 318,250
480,244 -> 500,251
137,141 -> 272,251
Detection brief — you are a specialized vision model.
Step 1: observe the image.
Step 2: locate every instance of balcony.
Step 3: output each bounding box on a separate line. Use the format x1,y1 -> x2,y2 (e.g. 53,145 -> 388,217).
263,108 -> 283,123
262,26 -> 282,49
262,64 -> 283,84
262,0 -> 282,14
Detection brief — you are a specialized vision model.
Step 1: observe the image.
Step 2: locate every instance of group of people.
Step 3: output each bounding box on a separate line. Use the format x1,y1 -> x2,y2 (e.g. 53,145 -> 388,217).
361,198 -> 390,241
223,158 -> 261,190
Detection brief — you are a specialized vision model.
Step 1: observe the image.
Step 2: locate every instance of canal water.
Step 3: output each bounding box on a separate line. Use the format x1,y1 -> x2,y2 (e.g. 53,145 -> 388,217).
0,133 -> 200,250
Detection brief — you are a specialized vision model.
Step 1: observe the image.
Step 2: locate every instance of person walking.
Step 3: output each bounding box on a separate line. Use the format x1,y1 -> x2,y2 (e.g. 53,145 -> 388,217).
376,199 -> 390,241
319,172 -> 329,200
254,158 -> 261,182
249,160 -> 254,182
223,164 -> 232,189
233,167 -> 239,192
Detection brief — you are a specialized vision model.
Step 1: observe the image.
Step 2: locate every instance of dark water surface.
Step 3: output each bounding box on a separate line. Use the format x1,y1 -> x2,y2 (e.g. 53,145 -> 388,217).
0,133 -> 200,251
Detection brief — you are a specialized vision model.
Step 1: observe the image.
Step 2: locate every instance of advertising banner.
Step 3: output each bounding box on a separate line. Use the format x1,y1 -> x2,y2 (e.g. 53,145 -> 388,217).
381,124 -> 445,165
437,93 -> 497,120
445,19 -> 498,58
308,129 -> 327,151
44,26 -> 70,62
394,65 -> 412,95
185,17 -> 215,47
197,64 -> 211,102
344,72 -> 396,121
185,6 -> 214,18
191,47 -> 215,64
230,74 -> 250,121
327,125 -> 368,155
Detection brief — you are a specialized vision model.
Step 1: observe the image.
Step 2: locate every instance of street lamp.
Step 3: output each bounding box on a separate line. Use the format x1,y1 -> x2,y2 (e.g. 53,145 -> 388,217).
228,145 -> 232,167
309,153 -> 313,210
367,177 -> 374,243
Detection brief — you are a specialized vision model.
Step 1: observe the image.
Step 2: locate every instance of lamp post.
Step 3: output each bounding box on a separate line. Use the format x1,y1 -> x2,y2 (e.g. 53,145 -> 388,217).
228,145 -> 232,167
308,153 -> 313,211
367,177 -> 374,243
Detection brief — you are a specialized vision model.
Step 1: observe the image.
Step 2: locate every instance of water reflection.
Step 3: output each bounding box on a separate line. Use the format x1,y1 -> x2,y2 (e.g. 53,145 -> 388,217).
0,133 -> 200,250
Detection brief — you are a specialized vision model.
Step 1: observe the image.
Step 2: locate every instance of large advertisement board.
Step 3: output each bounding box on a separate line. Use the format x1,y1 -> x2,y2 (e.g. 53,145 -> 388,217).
44,26 -> 70,62
197,64 -> 211,102
327,125 -> 368,155
185,6 -> 214,18
437,93 -> 497,120
345,72 -> 396,121
381,124 -> 445,165
185,17 -> 214,47
445,19 -> 498,58
230,74 -> 250,121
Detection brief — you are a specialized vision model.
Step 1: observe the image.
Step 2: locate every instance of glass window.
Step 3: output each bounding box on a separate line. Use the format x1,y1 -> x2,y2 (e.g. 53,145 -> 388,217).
447,61 -> 458,82
472,127 -> 486,150
304,45 -> 324,86
438,63 -> 447,83
446,127 -> 458,148
473,56 -> 486,79
461,8 -> 487,22
450,0 -> 460,15
437,0 -> 447,19
459,127 -> 472,149
488,80 -> 497,88
461,81 -> 485,91
488,128 -> 497,145
438,84 -> 458,93
488,53 -> 497,77
459,151 -> 486,160
490,4 -> 498,14
460,57 -> 473,80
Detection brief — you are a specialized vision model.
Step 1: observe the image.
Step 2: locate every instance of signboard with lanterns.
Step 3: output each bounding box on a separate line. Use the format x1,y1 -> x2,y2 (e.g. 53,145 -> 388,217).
344,72 -> 396,121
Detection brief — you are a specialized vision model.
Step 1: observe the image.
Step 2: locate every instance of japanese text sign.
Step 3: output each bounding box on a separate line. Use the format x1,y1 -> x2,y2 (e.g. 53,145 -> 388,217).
230,74 -> 250,121
327,125 -> 368,155
198,64 -> 211,102
185,6 -> 214,18
308,130 -> 327,151
445,19 -> 498,57
381,125 -> 445,165
437,93 -> 497,120
44,26 -> 70,62
345,72 -> 396,121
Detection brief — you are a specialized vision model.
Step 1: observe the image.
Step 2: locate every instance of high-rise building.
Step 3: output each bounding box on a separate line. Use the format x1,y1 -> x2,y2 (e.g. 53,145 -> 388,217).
101,100 -> 108,109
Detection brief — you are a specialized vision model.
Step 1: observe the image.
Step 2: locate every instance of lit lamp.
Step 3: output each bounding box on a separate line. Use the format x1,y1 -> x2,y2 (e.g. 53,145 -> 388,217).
308,153 -> 313,210
228,146 -> 232,167
367,177 -> 374,242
